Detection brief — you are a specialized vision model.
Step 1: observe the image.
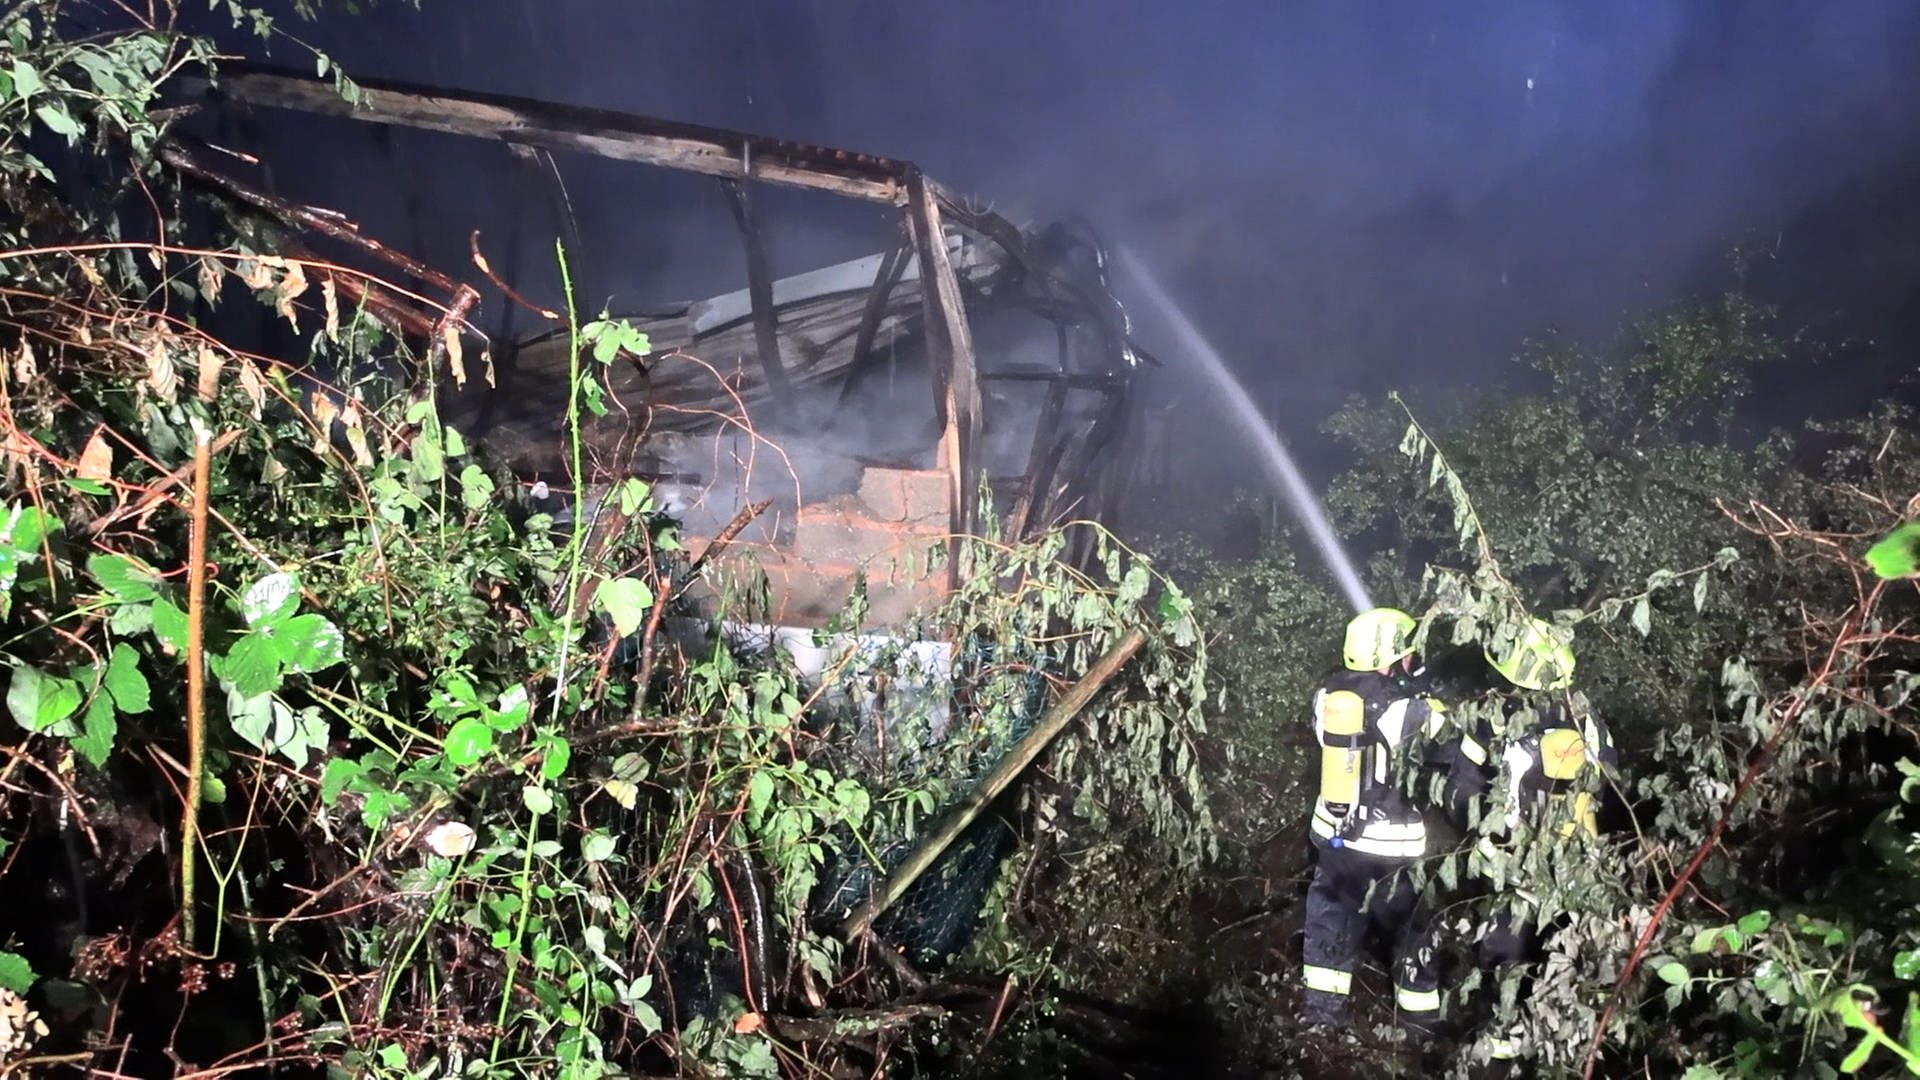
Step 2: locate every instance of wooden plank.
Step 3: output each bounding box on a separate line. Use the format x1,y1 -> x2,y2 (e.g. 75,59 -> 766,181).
830,244 -> 910,417
904,171 -> 982,546
839,627 -> 1148,942
184,70 -> 908,205
722,178 -> 796,418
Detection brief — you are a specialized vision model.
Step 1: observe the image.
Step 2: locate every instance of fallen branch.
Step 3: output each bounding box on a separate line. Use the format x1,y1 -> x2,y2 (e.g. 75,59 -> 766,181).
766,1003 -> 946,1043
840,626 -> 1148,940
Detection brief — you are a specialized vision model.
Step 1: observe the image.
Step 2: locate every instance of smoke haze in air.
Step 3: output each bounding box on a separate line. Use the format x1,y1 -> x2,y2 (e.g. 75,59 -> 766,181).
209,1 -> 1920,510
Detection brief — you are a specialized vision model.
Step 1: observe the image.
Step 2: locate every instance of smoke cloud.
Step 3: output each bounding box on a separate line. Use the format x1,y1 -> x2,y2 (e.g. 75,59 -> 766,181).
199,0 -> 1920,519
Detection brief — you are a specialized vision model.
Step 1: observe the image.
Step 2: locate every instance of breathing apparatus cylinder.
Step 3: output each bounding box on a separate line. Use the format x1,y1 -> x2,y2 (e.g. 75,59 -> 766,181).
1538,727 -> 1598,838
1318,689 -> 1366,845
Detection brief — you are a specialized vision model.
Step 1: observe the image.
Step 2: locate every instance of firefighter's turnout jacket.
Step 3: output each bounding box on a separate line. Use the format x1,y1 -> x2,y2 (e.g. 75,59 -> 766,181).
1443,692 -> 1617,1070
1309,668 -> 1451,857
1301,668 -> 1451,1025
1442,694 -> 1617,843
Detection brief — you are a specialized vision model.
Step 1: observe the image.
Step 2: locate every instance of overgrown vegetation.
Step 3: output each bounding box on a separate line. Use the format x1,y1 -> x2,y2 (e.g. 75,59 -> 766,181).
1095,275 -> 1920,1077
8,4 -> 1920,1080
0,3 -> 1213,1076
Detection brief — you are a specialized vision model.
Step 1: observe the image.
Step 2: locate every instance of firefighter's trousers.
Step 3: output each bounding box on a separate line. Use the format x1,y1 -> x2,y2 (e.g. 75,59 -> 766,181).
1299,835 -> 1442,1025
1476,904 -> 1544,1073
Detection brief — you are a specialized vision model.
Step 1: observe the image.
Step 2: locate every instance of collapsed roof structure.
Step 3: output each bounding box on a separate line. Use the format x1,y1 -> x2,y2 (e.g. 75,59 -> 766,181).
170,69 -> 1158,630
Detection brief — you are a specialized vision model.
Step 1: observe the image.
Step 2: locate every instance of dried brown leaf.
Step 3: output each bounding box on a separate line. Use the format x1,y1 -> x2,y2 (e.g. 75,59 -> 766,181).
274,260 -> 309,329
76,430 -> 113,482
321,276 -> 340,340
198,256 -> 224,301
309,392 -> 340,456
12,342 -> 36,384
144,338 -> 177,402
444,323 -> 466,387
236,257 -> 273,292
236,361 -> 267,420
196,344 -> 224,402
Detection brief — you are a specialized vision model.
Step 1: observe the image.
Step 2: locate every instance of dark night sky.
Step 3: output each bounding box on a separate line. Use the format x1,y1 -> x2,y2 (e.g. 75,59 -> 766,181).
199,0 -> 1920,499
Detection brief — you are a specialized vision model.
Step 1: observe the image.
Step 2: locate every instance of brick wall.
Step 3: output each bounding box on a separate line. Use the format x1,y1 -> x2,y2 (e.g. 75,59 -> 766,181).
689,466 -> 953,632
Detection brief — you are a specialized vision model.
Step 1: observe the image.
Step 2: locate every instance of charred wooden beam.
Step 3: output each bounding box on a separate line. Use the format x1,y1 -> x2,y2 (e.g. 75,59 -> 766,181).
180,69 -> 910,205
829,242 -> 910,418
904,171 -> 982,549
849,244 -> 910,378
721,178 -> 795,421
158,137 -> 469,298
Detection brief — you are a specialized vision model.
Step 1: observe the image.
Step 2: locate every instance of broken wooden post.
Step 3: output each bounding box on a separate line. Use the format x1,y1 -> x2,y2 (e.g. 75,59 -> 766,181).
839,627 -> 1149,942
722,178 -> 796,421
903,171 -> 982,553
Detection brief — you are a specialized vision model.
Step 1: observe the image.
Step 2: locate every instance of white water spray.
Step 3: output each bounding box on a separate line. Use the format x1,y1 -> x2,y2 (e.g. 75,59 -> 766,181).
1116,248 -> 1375,614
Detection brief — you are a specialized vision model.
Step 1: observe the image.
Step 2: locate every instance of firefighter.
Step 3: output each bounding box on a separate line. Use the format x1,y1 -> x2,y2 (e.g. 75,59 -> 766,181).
1462,618 -> 1618,1075
1300,607 -> 1451,1033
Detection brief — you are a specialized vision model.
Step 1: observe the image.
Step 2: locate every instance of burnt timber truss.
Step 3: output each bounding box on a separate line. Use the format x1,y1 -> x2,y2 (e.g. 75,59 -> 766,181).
173,68 -> 1154,560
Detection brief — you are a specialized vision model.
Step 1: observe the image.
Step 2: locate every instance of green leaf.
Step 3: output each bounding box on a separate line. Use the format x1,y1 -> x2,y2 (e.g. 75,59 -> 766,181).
1656,960 -> 1690,986
283,708 -> 329,771
489,685 -> 530,731
748,769 -> 775,821
411,427 -> 444,482
320,757 -> 363,806
616,478 -> 652,517
89,553 -> 161,603
539,736 -> 570,781
0,504 -> 50,554
241,572 -> 302,627
1630,596 -> 1652,638
224,633 -> 283,698
35,100 -> 82,138
0,950 -> 35,994
151,598 -> 188,651
1840,1035 -> 1875,1073
272,612 -> 345,674
75,692 -> 115,768
582,831 -> 616,862
1737,909 -> 1773,936
1896,950 -> 1920,981
226,687 -> 287,754
378,1043 -> 407,1070
443,717 -> 494,767
593,576 -> 654,638
10,60 -> 44,99
108,602 -> 153,637
522,785 -> 553,815
1867,523 -> 1920,580
361,788 -> 408,832
104,643 -> 150,714
458,464 -> 495,511
7,664 -> 82,734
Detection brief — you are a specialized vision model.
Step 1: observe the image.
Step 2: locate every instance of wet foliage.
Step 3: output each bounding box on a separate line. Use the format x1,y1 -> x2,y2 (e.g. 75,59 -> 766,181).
0,3 -> 1216,1076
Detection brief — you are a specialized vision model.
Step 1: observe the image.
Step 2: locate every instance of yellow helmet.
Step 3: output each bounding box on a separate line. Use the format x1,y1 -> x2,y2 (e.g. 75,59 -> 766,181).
1343,608 -> 1417,671
1486,617 -> 1576,691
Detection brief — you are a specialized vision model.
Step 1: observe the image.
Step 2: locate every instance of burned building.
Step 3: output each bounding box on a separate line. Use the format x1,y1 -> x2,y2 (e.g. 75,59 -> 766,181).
175,68 -> 1157,638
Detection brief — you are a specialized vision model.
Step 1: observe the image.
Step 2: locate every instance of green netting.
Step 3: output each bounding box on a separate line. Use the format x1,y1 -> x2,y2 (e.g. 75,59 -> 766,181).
810,626 -> 1056,964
